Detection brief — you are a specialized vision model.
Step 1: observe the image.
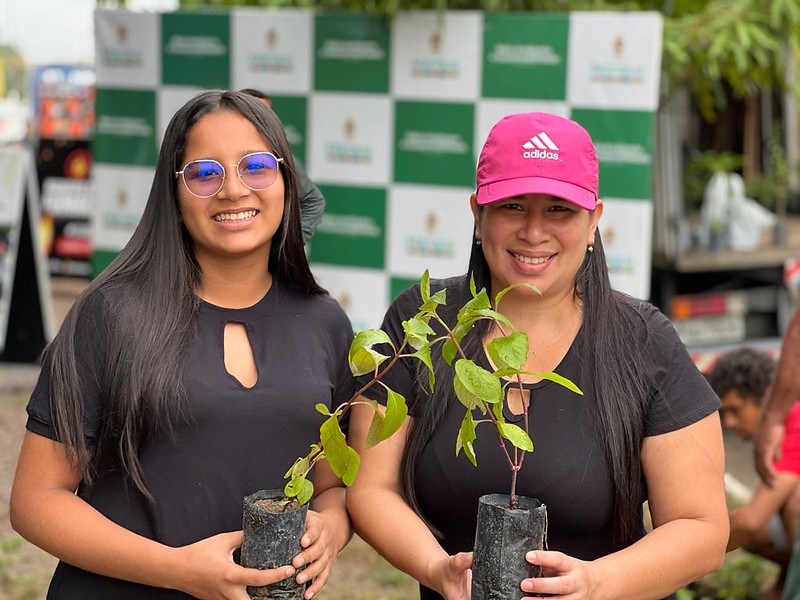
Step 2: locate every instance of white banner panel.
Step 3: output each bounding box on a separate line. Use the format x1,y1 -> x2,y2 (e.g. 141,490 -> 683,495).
95,10 -> 160,89
308,93 -> 393,186
387,184 -> 474,279
311,264 -> 389,331
599,197 -> 653,300
230,9 -> 313,94
391,11 -> 482,101
566,12 -> 663,111
157,86 -> 203,146
91,164 -> 155,251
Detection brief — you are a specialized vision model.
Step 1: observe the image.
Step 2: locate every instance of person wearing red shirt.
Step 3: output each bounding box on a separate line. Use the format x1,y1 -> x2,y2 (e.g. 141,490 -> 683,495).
708,347 -> 800,599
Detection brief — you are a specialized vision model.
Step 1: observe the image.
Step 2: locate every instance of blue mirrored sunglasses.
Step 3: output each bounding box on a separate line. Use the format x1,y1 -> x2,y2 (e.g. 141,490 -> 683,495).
175,151 -> 284,198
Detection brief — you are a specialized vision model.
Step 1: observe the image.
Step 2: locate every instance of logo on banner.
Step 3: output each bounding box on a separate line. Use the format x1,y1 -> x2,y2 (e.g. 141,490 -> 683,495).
101,188 -> 139,233
406,211 -> 455,259
522,132 -> 560,160
337,291 -> 352,312
399,131 -> 468,155
410,26 -> 458,80
248,28 -> 294,74
595,142 -> 650,165
324,118 -> 372,164
488,43 -> 561,67
99,24 -> 143,68
165,35 -> 226,57
589,34 -> 644,84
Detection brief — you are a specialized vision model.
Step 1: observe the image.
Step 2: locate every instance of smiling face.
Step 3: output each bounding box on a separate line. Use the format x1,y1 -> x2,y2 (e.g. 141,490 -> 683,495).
472,193 -> 602,301
177,110 -> 285,268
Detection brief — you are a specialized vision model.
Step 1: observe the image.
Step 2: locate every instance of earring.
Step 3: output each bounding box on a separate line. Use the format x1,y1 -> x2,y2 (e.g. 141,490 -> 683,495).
476,237 -> 482,246
587,244 -> 594,253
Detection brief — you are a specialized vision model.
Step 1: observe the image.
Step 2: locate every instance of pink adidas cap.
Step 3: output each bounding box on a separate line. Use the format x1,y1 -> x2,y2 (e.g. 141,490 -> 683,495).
476,112 -> 598,210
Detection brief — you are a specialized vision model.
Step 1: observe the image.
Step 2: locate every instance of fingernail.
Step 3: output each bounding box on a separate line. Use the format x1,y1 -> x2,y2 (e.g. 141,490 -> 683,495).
284,566 -> 296,577
294,557 -> 306,567
297,573 -> 308,584
526,551 -> 537,561
305,593 -> 314,600
521,580 -> 534,592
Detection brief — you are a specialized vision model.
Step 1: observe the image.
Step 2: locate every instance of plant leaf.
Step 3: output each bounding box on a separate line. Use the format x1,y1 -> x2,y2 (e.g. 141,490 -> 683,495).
320,416 -> 360,485
348,329 -> 393,375
315,403 -> 331,416
402,316 -> 435,350
487,331 -> 529,370
456,410 -> 478,467
420,269 -> 430,303
382,388 -> 408,439
494,282 -> 541,307
349,346 -> 389,377
442,338 -> 458,366
528,371 -> 584,395
410,346 -> 434,390
453,359 -> 503,408
365,406 -> 385,449
284,476 -> 314,506
497,422 -> 533,453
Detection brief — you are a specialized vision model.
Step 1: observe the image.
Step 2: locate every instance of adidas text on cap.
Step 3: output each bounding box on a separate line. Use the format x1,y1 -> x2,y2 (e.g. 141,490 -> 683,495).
476,112 -> 598,210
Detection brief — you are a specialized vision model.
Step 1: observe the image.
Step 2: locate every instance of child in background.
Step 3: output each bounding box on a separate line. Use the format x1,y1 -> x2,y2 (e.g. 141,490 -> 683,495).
707,347 -> 800,599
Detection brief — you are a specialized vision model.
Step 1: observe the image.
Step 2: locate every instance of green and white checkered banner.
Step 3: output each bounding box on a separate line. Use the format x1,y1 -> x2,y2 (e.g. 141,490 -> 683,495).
93,8 -> 662,330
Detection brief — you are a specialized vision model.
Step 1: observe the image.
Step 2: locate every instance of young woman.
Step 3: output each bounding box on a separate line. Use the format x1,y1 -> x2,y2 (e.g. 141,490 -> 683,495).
346,112 -> 729,599
10,90 -> 353,600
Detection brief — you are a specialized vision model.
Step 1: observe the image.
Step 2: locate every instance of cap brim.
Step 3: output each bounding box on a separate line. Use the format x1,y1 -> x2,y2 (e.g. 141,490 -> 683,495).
477,177 -> 596,210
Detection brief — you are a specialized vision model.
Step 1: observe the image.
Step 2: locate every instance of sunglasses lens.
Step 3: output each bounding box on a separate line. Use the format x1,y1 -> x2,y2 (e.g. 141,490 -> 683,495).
238,152 -> 279,190
183,160 -> 224,196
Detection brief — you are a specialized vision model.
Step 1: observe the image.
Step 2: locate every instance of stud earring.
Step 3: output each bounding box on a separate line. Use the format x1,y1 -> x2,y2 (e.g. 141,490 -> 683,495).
476,238 -> 482,246
587,244 -> 594,253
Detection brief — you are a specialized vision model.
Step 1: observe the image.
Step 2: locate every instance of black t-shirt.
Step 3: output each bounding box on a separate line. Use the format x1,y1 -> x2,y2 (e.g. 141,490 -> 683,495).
360,276 -> 721,600
26,278 -> 355,599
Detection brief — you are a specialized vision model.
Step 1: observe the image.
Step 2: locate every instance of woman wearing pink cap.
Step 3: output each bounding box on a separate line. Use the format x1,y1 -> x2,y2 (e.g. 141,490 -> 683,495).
347,112 -> 728,599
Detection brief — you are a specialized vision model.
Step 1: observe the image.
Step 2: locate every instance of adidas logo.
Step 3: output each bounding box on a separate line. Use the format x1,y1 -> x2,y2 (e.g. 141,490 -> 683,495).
522,132 -> 559,159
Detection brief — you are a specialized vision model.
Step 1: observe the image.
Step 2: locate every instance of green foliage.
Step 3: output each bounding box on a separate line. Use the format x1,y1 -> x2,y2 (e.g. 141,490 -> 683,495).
680,549 -> 780,599
745,127 -> 797,210
283,270 -> 582,509
663,0 -> 800,121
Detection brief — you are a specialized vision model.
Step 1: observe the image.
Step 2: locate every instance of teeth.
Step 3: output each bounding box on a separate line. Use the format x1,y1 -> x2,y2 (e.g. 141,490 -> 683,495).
515,254 -> 549,265
214,210 -> 257,222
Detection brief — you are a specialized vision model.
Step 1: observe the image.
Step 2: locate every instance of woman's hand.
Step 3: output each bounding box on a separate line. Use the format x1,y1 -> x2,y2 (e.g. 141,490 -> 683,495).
521,550 -> 595,599
430,551 -> 473,600
291,509 -> 343,599
175,530 -> 295,600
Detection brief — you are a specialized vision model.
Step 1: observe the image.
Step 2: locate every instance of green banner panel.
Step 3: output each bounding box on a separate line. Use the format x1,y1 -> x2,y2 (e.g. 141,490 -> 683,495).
482,13 -> 569,100
314,13 -> 390,93
390,277 -> 419,301
394,101 -> 474,187
93,88 -> 157,167
269,95 -> 308,165
91,249 -> 118,278
571,108 -> 654,200
308,184 -> 386,269
162,12 -> 230,89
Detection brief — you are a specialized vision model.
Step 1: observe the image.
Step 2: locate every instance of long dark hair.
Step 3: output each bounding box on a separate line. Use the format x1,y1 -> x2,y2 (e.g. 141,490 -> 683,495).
401,225 -> 650,549
48,90 -> 324,497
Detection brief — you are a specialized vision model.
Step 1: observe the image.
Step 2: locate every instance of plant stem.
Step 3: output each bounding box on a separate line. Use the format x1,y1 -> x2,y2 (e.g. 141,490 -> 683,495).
433,314 -> 517,473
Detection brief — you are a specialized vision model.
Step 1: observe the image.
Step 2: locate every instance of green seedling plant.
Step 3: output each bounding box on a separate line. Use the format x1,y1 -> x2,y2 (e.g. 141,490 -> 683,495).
284,270 -> 582,510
